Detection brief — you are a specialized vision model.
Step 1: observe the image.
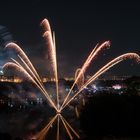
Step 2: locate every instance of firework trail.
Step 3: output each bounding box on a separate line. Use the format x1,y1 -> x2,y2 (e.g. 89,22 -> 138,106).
5,43 -> 56,109
3,62 -> 35,82
4,60 -> 58,111
57,115 -> 60,140
40,19 -> 51,33
35,114 -> 80,140
75,68 -> 84,89
16,55 -> 54,103
2,62 -> 46,97
61,41 -> 110,110
5,43 -> 42,83
53,31 -> 59,109
75,106 -> 80,118
36,114 -> 58,140
41,19 -> 59,109
60,115 -> 80,139
61,53 -> 140,111
60,115 -> 73,140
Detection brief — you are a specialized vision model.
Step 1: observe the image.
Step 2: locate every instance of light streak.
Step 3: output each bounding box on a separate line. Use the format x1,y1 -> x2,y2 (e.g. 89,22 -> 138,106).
36,114 -> 58,140
75,68 -> 84,89
42,20 -> 59,110
61,115 -> 80,139
75,106 -> 80,119
5,43 -> 42,83
3,60 -> 58,111
35,114 -> 80,140
60,41 -> 110,110
16,56 -> 57,110
3,62 -> 35,82
40,18 -> 51,33
57,115 -> 60,140
61,53 -> 140,111
60,115 -> 73,140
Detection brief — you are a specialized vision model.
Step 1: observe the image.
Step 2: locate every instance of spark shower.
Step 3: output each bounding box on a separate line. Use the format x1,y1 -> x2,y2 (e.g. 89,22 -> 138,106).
3,19 -> 140,140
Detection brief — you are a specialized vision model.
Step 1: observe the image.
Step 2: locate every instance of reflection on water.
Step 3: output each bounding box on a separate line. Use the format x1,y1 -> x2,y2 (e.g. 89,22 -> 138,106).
0,105 -> 82,139
36,113 -> 80,140
0,82 -> 84,140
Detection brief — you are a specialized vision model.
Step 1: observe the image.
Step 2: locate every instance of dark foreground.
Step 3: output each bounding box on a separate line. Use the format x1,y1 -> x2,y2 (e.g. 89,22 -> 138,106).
80,94 -> 140,140
0,94 -> 139,139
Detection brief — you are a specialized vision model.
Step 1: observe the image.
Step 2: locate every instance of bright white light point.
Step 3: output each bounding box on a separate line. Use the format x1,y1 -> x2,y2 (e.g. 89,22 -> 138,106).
0,70 -> 3,75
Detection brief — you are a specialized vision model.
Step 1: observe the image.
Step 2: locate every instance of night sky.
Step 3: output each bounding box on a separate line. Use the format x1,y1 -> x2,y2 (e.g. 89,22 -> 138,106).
0,0 -> 139,77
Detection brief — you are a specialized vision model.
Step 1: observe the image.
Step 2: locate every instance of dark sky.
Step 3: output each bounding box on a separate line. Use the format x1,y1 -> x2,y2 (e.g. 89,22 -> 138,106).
0,0 -> 140,77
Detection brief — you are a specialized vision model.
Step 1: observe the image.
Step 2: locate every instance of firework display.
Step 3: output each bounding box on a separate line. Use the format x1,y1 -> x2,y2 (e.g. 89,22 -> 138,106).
3,19 -> 140,140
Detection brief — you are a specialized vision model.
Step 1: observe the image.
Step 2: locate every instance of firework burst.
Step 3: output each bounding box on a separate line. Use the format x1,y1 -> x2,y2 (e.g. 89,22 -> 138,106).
3,19 -> 140,140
